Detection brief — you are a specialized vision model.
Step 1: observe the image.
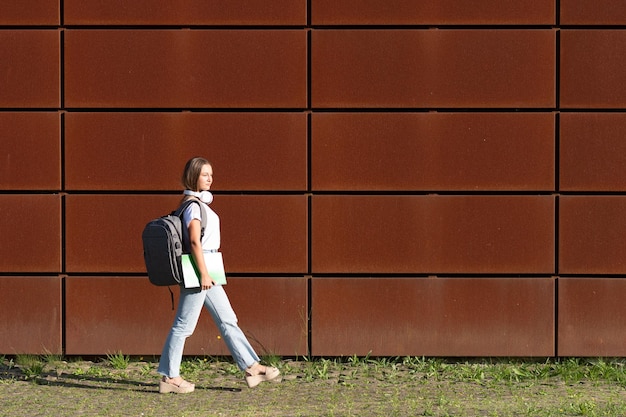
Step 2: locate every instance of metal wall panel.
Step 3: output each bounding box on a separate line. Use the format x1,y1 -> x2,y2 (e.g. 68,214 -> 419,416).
311,0 -> 555,25
64,0 -> 306,25
559,196 -> 626,275
0,277 -> 62,354
311,30 -> 555,108
65,195 -> 179,273
217,195 -> 308,274
0,112 -> 61,190
558,278 -> 626,356
561,0 -> 626,25
65,195 -> 308,273
65,112 -> 307,191
312,195 -> 555,274
0,0 -> 59,25
312,113 -> 555,191
0,30 -> 59,107
561,30 -> 626,108
65,277 -> 307,356
561,113 -> 626,191
312,277 -> 555,356
64,30 -> 307,108
0,195 -> 62,273
66,277 -> 174,355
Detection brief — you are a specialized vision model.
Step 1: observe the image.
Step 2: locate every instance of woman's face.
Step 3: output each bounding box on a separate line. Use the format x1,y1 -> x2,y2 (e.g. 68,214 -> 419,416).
196,164 -> 213,191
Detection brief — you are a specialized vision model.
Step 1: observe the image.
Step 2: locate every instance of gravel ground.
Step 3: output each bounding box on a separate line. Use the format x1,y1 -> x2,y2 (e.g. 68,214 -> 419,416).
1,356 -> 626,417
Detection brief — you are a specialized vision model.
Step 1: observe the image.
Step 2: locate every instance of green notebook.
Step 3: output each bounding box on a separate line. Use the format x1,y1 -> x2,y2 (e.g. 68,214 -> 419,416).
181,252 -> 227,288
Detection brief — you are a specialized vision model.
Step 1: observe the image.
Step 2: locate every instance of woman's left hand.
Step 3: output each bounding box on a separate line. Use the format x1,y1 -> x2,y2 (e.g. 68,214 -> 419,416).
201,275 -> 215,291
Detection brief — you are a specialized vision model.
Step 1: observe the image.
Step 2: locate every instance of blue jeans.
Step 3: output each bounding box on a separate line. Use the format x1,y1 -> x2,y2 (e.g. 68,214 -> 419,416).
158,285 -> 260,378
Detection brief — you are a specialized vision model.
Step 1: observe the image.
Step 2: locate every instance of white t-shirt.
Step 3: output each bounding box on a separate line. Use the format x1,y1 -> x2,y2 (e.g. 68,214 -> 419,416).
182,200 -> 220,251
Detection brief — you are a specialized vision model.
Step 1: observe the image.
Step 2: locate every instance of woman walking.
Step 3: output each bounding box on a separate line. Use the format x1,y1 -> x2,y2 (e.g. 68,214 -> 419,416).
158,157 -> 280,394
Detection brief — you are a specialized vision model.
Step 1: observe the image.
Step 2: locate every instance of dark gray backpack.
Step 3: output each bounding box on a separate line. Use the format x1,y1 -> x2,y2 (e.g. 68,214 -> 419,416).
142,198 -> 206,286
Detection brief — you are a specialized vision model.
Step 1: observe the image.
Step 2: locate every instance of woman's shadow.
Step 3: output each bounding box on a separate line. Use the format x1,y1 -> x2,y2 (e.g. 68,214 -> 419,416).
1,365 -> 241,394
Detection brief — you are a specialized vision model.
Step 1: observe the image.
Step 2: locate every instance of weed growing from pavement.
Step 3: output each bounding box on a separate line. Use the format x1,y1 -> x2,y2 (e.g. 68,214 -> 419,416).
14,354 -> 45,378
106,351 -> 130,370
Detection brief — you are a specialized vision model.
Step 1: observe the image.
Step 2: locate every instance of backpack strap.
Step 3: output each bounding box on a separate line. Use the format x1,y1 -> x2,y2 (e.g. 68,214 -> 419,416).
174,197 -> 207,253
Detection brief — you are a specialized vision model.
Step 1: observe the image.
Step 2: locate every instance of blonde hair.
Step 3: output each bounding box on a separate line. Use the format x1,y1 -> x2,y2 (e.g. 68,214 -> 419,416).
181,157 -> 211,191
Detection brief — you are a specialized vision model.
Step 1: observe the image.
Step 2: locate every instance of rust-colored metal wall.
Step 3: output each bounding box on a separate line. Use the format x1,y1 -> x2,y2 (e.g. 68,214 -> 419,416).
1,0 -> 624,357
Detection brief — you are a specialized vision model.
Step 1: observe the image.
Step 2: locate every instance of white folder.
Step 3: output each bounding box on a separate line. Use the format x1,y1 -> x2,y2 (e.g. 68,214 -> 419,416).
181,252 -> 227,288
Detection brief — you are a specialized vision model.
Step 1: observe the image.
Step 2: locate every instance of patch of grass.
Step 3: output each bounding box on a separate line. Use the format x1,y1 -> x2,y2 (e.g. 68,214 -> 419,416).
105,351 -> 130,370
84,365 -> 112,378
261,353 -> 282,368
41,350 -> 63,365
180,356 -> 210,379
550,357 -> 626,386
139,363 -> 153,377
14,354 -> 45,378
